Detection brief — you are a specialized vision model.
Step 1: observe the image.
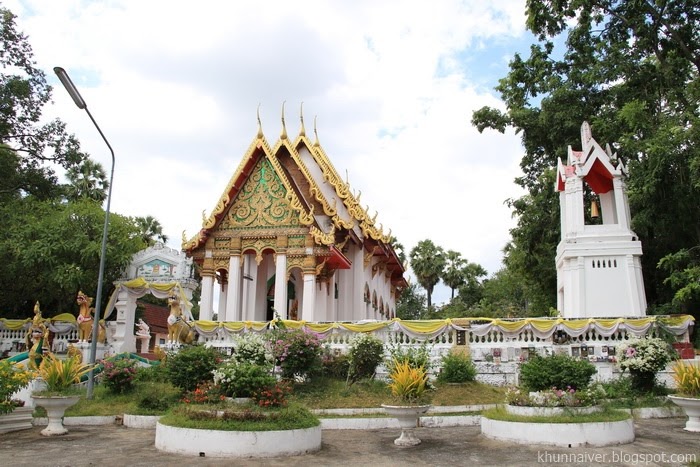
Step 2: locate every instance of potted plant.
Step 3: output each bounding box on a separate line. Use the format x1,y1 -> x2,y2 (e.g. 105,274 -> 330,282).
31,353 -> 93,436
667,359 -> 700,432
381,359 -> 432,446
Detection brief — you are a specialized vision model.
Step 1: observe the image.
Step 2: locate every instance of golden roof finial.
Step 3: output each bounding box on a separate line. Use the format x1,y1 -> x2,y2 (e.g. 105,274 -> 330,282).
201,210 -> 207,226
299,102 -> 306,137
313,115 -> 320,147
181,230 -> 187,245
280,101 -> 287,140
256,104 -> 263,139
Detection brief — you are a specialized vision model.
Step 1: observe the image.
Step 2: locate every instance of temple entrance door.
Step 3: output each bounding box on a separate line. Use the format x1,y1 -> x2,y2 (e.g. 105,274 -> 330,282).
266,275 -> 296,320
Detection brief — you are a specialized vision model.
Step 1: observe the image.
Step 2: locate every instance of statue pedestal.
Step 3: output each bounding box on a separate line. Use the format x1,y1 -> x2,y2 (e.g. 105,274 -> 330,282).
136,335 -> 151,353
74,342 -> 109,363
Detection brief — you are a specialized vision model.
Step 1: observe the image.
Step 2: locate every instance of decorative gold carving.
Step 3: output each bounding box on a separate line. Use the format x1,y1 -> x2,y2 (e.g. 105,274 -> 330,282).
280,101 -> 287,140
364,246 -> 378,269
229,158 -> 300,228
310,225 -> 335,246
315,258 -> 328,276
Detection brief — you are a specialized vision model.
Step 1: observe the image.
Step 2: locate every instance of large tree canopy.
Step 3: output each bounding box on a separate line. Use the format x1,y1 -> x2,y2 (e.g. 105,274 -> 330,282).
472,0 -> 700,317
0,6 -> 165,318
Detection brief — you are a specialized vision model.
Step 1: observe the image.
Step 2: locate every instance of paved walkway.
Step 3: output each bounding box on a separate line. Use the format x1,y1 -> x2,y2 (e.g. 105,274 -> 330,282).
1,417 -> 698,466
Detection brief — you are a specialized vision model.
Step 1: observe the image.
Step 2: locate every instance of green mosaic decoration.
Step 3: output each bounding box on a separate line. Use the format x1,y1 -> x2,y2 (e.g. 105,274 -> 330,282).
229,158 -> 300,228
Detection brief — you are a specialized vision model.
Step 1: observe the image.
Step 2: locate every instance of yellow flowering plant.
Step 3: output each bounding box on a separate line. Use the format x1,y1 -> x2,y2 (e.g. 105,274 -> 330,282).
671,360 -> 700,398
34,353 -> 94,395
387,359 -> 430,405
0,360 -> 32,413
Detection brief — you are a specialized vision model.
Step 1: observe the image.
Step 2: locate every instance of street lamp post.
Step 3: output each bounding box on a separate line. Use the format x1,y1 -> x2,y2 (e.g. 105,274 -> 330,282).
54,67 -> 115,399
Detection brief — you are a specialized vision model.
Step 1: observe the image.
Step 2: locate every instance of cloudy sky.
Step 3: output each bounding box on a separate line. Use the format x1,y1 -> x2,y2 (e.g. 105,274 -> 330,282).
8,0 -> 534,305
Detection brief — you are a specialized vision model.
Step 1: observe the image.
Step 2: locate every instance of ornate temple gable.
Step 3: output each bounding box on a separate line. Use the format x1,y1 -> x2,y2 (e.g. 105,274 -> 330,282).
223,157 -> 308,230
183,132 -> 314,254
556,121 -> 623,195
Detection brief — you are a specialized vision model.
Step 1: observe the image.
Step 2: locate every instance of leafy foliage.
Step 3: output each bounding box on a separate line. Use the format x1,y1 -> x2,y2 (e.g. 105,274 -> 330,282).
165,345 -> 223,392
346,333 -> 385,383
35,353 -> 94,393
519,353 -> 596,391
134,381 -> 181,414
0,360 -> 32,413
99,358 -> 137,394
267,328 -> 322,379
471,0 -> 700,321
387,359 -> 429,404
385,340 -> 432,374
436,350 -> 477,383
409,239 -> 446,312
671,360 -> 700,398
616,337 -> 673,391
213,361 -> 275,398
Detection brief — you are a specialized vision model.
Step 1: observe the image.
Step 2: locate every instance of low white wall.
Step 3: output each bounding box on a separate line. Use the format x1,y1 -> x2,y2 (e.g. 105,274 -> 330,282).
155,423 -> 322,458
481,417 -> 635,447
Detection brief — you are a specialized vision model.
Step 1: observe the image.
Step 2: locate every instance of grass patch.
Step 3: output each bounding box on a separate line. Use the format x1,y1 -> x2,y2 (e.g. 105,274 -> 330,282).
603,396 -> 671,409
65,385 -> 137,416
159,402 -> 319,431
288,377 -> 506,408
482,405 -> 630,424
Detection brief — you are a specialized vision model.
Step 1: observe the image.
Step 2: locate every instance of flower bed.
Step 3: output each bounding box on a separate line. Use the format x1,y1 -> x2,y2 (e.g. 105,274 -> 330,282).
155,423 -> 321,457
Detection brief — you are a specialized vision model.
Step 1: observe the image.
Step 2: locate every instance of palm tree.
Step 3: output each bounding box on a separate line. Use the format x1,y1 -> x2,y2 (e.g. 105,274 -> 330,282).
442,250 -> 467,300
409,239 -> 446,314
135,215 -> 168,246
64,159 -> 108,202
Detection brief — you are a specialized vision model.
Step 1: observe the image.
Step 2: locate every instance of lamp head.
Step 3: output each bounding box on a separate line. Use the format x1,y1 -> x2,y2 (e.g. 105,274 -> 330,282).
54,67 -> 87,109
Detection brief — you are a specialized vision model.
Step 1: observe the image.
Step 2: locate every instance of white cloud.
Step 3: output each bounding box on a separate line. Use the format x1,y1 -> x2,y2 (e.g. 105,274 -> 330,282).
8,0 -> 530,304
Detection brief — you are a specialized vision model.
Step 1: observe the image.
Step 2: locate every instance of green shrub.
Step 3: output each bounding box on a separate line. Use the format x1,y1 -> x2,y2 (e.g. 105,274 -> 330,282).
519,353 -> 596,391
437,350 -> 477,383
135,363 -> 169,383
320,350 -> 350,379
385,340 -> 432,374
347,334 -> 384,383
213,362 -> 276,398
231,333 -> 271,366
267,328 -> 322,379
165,344 -> 224,391
100,358 -> 138,394
135,381 -> 181,414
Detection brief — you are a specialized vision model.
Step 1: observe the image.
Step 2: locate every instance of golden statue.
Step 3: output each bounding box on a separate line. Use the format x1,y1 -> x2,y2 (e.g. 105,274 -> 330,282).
76,291 -> 94,342
166,289 -> 194,345
26,301 -> 48,366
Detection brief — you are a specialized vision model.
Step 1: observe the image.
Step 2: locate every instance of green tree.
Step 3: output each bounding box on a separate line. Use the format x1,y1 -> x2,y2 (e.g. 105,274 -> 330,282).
0,7 -> 84,201
64,159 -> 108,202
409,239 -> 446,312
457,261 -> 488,308
395,282 -> 426,320
472,0 -> 700,317
135,215 -> 168,246
0,198 -> 143,318
441,250 -> 466,300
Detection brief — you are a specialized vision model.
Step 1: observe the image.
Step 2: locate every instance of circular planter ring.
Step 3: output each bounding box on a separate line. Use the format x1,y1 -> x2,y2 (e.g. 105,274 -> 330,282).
155,422 -> 322,458
481,416 -> 634,447
123,414 -> 161,429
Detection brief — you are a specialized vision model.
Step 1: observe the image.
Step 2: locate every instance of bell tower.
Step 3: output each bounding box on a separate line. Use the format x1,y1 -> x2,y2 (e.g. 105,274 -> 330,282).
554,122 -> 647,318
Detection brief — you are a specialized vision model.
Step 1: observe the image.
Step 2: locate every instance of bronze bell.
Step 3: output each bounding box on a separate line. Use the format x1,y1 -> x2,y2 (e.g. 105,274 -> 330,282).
591,199 -> 600,218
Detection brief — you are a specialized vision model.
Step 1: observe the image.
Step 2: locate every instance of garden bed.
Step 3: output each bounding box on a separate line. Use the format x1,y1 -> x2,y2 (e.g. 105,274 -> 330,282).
481,407 -> 634,447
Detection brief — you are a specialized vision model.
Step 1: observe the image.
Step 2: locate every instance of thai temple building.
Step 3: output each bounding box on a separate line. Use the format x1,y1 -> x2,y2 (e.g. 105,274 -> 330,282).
555,122 -> 647,318
182,109 -> 407,323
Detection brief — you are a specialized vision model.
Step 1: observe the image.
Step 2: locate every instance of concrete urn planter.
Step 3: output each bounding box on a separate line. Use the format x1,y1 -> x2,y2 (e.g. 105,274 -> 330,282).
668,395 -> 700,432
32,395 -> 80,436
381,404 -> 431,446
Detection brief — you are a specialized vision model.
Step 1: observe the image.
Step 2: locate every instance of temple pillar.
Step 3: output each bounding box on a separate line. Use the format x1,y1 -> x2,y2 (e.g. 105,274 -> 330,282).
218,280 -> 227,322
110,287 -> 136,354
200,273 -> 215,321
301,271 -> 316,322
226,254 -> 242,321
274,253 -> 288,319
